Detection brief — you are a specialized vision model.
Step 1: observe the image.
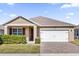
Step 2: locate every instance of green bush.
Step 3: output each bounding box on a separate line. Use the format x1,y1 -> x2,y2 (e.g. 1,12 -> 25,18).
35,37 -> 40,44
0,37 -> 3,45
0,35 -> 26,44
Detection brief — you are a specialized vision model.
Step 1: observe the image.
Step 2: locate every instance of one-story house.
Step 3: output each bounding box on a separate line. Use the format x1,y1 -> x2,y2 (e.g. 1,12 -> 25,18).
0,16 -> 76,43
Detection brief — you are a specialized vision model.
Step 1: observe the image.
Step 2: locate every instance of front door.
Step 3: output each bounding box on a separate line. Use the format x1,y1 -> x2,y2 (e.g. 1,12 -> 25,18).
29,27 -> 34,41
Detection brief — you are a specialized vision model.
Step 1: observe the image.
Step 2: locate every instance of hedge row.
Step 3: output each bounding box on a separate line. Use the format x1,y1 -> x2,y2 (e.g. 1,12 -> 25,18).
0,35 -> 26,44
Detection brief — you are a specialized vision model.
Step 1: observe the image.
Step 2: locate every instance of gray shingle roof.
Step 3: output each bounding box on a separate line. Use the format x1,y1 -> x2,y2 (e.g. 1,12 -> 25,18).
30,16 -> 75,27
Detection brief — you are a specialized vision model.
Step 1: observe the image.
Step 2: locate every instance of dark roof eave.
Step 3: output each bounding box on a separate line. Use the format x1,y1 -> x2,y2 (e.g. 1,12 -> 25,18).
37,25 -> 75,28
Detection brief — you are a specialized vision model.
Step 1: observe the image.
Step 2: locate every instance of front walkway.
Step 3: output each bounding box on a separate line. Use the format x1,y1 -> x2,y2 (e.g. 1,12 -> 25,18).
40,42 -> 79,53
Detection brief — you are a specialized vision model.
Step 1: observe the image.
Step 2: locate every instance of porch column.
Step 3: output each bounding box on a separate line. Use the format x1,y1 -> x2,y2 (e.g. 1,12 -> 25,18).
25,27 -> 29,43
4,26 -> 8,35
34,26 -> 37,42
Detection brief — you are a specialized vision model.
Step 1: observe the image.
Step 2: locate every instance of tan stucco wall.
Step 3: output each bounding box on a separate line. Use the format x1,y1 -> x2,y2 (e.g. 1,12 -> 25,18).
68,28 -> 74,41
4,26 -> 8,35
39,27 -> 74,42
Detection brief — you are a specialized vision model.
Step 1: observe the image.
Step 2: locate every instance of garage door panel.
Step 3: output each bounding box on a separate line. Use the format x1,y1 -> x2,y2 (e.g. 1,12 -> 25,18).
40,31 -> 68,42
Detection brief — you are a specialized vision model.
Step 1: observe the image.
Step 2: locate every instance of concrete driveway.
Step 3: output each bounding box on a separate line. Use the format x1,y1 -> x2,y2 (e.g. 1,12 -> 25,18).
40,42 -> 79,53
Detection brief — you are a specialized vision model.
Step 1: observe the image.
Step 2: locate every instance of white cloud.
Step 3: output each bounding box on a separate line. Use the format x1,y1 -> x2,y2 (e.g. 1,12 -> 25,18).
65,16 -> 71,19
61,4 -> 71,8
7,3 -> 15,6
67,12 -> 74,16
64,12 -> 74,19
9,14 -> 17,17
61,3 -> 79,8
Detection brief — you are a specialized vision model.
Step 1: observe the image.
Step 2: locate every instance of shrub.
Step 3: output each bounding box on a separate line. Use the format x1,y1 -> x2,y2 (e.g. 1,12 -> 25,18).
35,37 -> 40,44
0,35 -> 26,44
0,36 -> 3,45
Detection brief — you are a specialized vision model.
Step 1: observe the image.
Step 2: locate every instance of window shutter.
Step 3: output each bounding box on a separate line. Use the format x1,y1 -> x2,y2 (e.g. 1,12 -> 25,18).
9,28 -> 12,35
23,28 -> 25,35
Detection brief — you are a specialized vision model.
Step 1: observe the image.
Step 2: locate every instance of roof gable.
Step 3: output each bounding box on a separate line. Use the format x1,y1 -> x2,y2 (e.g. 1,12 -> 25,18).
3,16 -> 37,26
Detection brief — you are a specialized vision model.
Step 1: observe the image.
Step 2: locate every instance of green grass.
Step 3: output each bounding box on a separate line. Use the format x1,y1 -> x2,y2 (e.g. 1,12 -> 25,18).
71,39 -> 79,46
0,44 -> 40,53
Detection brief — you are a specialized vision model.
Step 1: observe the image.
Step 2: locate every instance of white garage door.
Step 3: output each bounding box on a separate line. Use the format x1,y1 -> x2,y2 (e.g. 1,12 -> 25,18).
40,31 -> 68,42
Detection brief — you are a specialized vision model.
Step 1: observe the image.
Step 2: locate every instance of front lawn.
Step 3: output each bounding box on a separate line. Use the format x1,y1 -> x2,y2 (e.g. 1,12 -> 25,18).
0,44 -> 40,53
71,39 -> 79,46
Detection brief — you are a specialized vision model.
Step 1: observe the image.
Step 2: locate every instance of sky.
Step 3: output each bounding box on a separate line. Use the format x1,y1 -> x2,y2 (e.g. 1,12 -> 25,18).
0,3 -> 79,25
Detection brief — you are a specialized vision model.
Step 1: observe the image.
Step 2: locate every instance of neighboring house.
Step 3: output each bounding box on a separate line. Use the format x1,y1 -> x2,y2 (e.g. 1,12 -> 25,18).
0,25 -> 4,35
0,16 -> 75,43
74,25 -> 79,39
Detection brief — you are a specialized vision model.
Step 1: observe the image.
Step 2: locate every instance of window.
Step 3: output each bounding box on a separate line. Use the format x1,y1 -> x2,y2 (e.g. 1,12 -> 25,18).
12,27 -> 24,35
13,28 -> 17,35
18,29 -> 23,35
